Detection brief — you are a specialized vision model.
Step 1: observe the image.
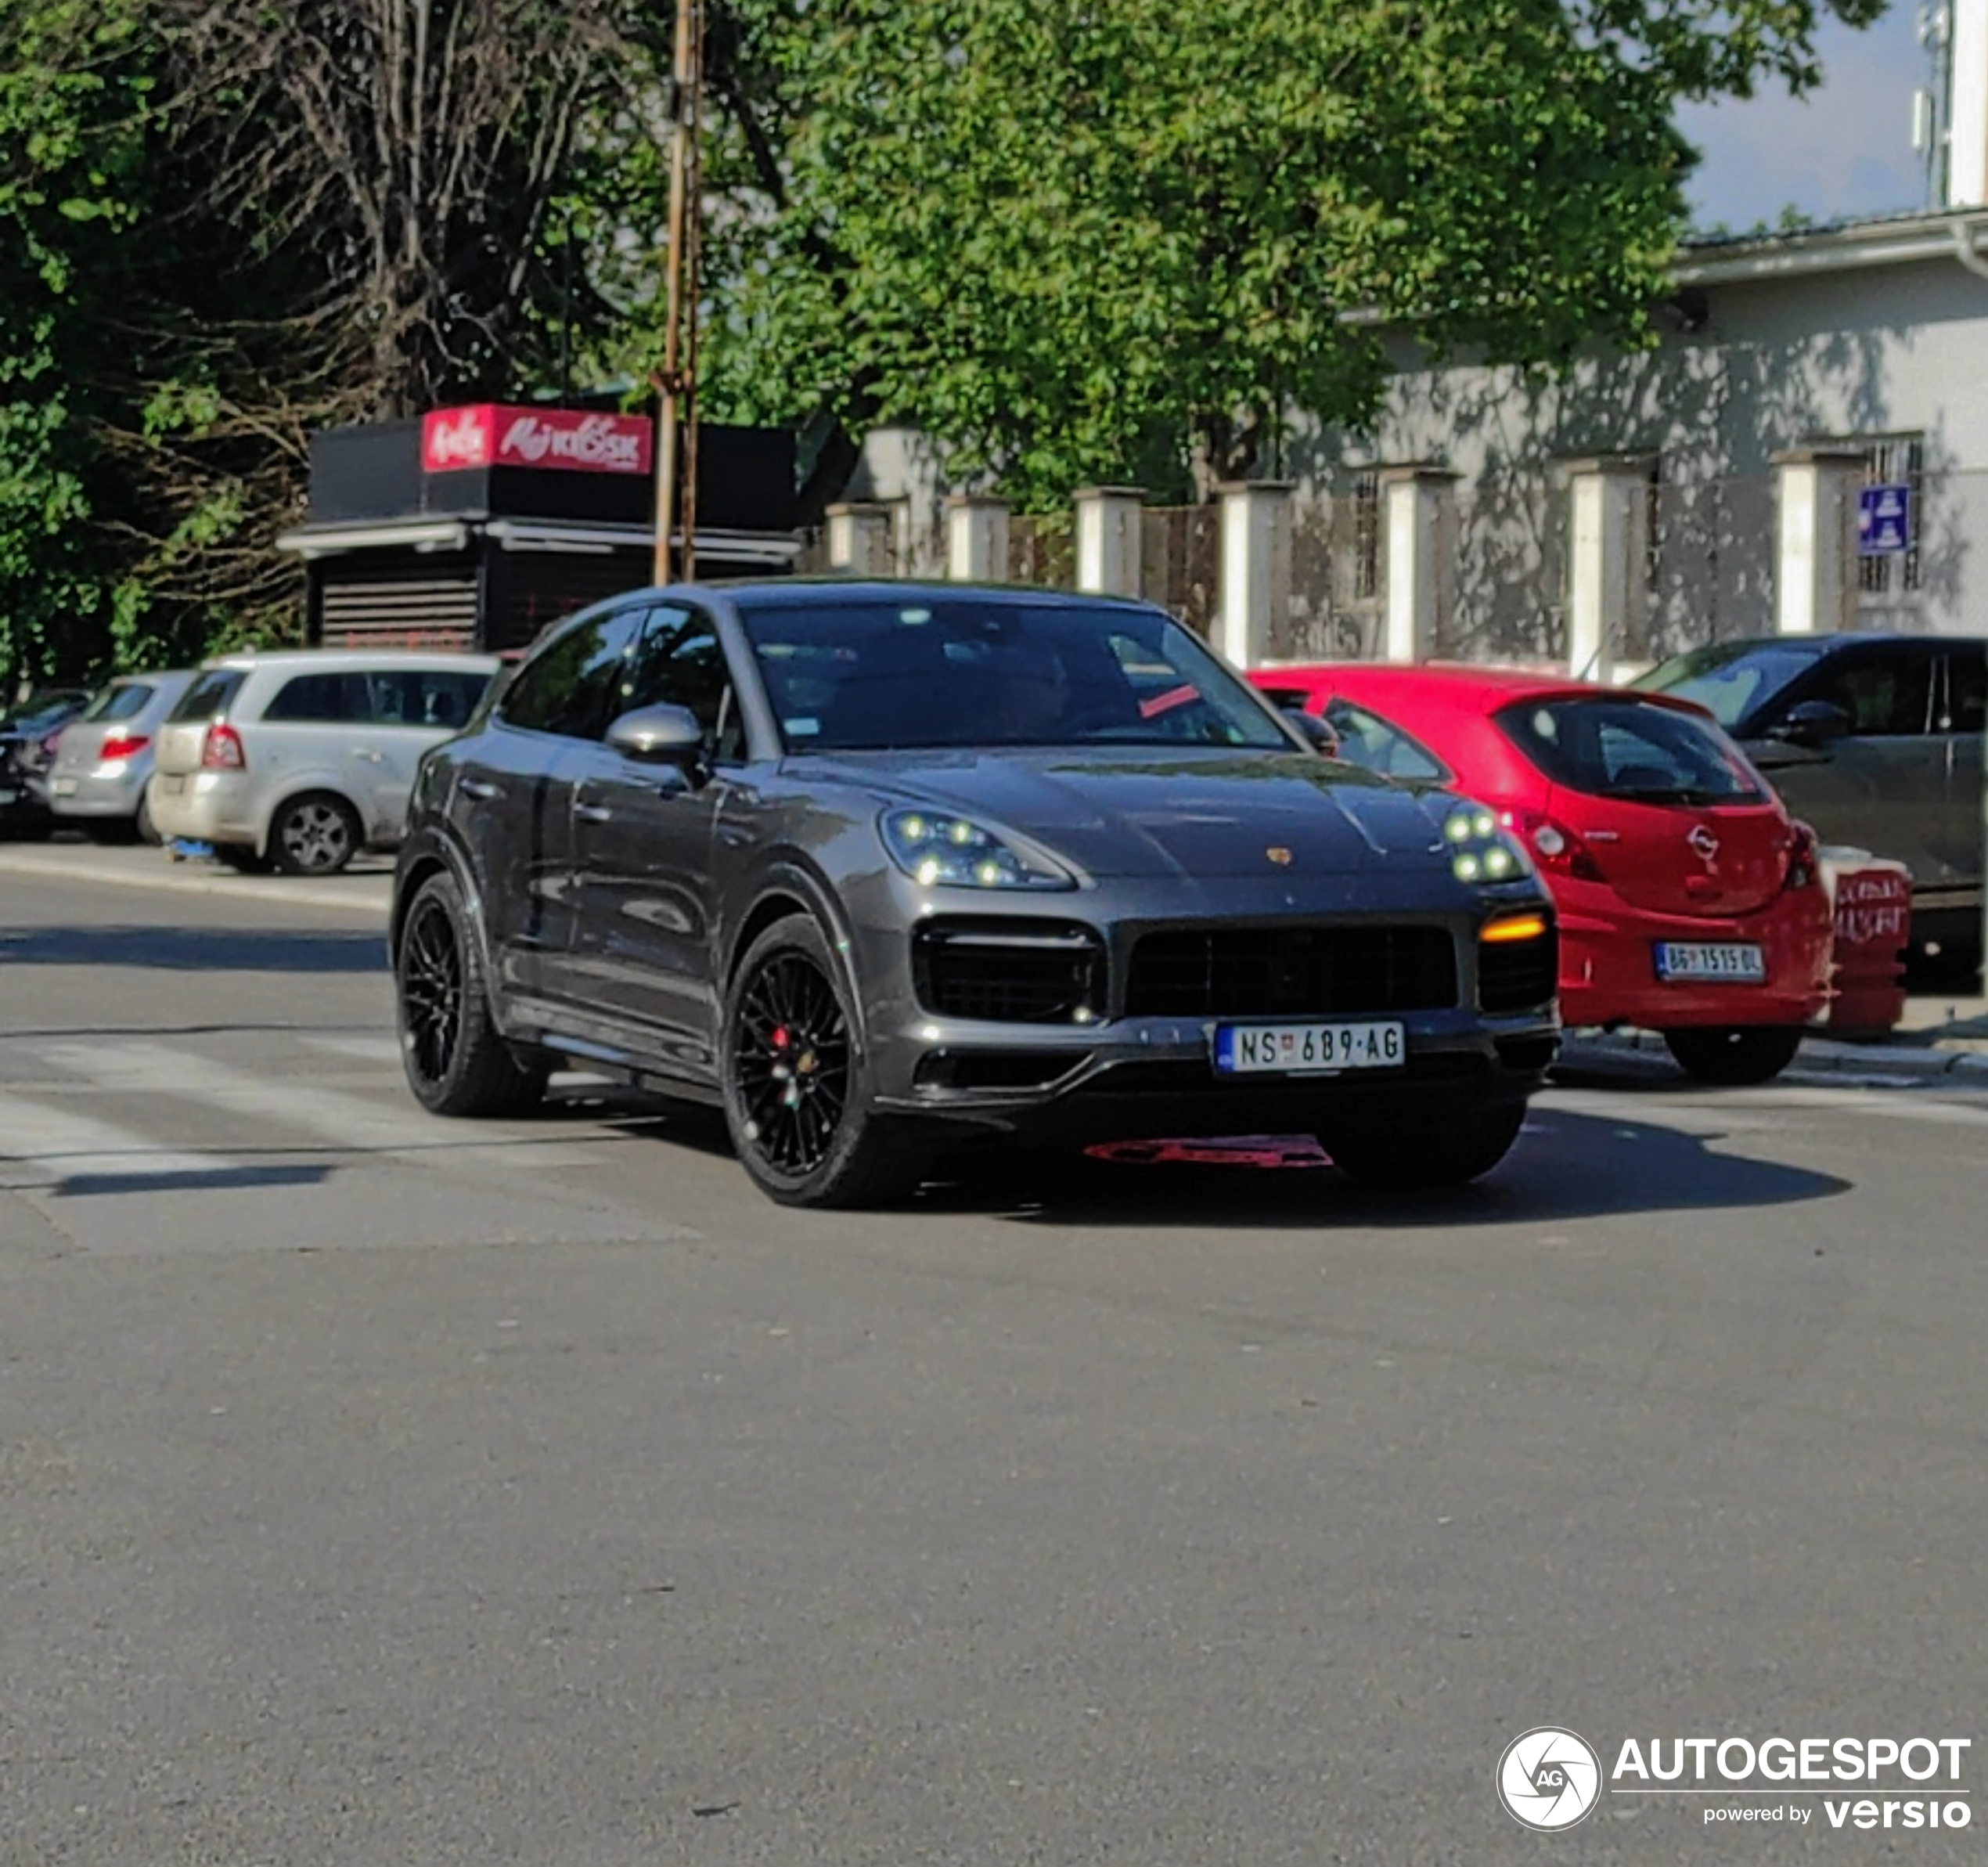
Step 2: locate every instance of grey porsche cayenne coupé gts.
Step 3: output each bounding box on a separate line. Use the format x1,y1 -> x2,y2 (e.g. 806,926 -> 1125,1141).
391,582 -> 1560,1207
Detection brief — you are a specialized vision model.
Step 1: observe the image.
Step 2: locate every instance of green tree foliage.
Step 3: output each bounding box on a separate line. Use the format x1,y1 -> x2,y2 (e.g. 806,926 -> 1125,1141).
0,0 -> 156,687
684,0 -> 1885,507
1,0 -> 656,683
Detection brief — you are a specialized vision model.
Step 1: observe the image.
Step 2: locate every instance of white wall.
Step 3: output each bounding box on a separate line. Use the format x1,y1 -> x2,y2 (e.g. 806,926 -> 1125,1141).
1287,246 -> 1988,651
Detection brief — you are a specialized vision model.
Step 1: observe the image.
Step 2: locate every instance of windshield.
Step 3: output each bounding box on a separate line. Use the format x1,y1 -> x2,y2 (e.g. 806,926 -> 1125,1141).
1631,640 -> 1824,729
738,598 -> 1291,753
1495,697 -> 1767,805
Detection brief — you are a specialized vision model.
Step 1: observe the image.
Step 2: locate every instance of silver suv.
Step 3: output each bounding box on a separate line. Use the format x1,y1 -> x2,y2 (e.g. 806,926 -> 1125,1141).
147,649 -> 500,874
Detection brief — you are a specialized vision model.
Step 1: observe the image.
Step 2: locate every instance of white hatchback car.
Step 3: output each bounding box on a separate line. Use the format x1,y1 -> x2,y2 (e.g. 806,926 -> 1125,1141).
147,649 -> 501,874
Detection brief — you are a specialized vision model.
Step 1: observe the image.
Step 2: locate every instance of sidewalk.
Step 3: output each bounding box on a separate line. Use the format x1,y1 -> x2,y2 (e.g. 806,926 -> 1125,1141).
1580,990 -> 1988,1083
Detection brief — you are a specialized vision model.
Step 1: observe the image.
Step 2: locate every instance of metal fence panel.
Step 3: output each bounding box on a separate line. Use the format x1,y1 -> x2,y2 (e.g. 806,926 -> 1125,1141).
1141,505 -> 1219,638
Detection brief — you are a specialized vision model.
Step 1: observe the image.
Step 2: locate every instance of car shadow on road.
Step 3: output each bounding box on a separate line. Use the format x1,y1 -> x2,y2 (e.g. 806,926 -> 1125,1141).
0,924 -> 387,973
912,1106 -> 1850,1229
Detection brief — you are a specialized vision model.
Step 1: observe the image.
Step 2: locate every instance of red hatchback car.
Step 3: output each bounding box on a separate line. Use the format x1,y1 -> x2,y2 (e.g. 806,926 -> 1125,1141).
1251,664 -> 1834,1084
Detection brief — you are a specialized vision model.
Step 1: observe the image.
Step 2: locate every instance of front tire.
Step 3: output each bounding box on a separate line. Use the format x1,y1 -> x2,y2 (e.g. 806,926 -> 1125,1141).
1324,1101 -> 1527,1189
395,870 -> 546,1117
720,914 -> 923,1209
269,791 -> 362,875
1662,1025 -> 1803,1086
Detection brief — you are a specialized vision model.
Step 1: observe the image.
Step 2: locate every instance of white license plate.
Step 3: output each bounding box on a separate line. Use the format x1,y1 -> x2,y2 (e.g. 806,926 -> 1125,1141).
1214,1020 -> 1407,1075
1654,942 -> 1766,983
158,773 -> 187,795
49,777 -> 78,796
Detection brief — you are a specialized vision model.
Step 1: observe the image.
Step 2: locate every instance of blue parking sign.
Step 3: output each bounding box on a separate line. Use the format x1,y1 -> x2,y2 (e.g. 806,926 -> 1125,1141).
1857,483 -> 1912,556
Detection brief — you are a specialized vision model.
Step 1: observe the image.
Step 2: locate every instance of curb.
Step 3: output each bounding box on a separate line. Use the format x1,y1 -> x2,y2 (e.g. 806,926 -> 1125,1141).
0,848 -> 393,917
1564,1029 -> 1988,1085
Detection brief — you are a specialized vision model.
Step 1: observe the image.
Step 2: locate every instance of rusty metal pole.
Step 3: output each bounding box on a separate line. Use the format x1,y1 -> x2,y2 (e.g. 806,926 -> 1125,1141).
679,0 -> 704,582
650,0 -> 698,586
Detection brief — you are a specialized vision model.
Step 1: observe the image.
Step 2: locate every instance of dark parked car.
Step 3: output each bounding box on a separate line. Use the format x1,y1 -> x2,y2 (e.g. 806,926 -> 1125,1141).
1635,633 -> 1985,968
0,685 -> 96,838
390,582 -> 1561,1208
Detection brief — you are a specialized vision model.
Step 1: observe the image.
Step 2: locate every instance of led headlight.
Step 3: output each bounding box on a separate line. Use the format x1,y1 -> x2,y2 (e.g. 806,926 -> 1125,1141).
1439,801 -> 1533,885
881,809 -> 1075,890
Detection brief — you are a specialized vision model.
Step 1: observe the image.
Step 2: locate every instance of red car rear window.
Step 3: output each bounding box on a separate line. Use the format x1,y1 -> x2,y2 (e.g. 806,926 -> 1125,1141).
1493,697 -> 1765,805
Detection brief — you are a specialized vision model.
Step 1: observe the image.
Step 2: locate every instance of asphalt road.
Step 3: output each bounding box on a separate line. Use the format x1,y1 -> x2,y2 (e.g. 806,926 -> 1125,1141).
4,868 -> 1987,1865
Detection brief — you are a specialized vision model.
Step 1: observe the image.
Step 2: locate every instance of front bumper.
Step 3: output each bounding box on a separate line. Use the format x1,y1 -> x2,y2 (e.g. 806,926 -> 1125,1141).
843,867 -> 1559,1138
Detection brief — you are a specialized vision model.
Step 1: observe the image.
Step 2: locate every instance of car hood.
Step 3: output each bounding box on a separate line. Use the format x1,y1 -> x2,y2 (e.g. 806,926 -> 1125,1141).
791,748 -> 1460,879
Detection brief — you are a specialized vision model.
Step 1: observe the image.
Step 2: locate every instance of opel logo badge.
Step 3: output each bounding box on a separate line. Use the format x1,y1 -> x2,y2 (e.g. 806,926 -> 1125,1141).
1266,846 -> 1294,867
1687,825 -> 1720,862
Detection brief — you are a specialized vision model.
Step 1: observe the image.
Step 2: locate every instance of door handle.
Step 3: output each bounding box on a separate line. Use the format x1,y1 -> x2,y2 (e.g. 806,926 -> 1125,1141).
574,801 -> 614,824
459,777 -> 500,801
354,748 -> 385,764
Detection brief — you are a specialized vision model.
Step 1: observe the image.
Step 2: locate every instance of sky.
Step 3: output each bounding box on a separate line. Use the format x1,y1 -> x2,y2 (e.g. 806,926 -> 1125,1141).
1678,3 -> 1938,231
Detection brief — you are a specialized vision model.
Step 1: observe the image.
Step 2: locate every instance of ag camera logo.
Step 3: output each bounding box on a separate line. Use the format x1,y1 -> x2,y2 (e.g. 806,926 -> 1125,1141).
1498,1727 -> 1602,1831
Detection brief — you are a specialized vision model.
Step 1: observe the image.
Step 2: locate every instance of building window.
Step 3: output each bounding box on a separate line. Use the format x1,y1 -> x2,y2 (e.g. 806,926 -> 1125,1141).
1855,434 -> 1923,597
1350,471 -> 1381,601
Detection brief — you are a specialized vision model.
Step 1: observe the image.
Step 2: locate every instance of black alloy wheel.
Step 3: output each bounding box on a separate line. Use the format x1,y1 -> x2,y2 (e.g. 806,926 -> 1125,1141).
395,870 -> 546,1117
721,915 -> 922,1209
1662,1025 -> 1804,1086
271,792 -> 361,874
733,950 -> 853,1177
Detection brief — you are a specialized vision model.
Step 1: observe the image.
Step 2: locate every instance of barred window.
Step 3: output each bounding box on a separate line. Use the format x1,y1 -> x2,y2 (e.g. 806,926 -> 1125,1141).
1854,435 -> 1923,598
1351,471 -> 1381,601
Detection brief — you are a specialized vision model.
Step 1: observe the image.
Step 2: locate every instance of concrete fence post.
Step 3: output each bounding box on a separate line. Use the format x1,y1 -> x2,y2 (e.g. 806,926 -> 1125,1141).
1773,447 -> 1866,636
1380,465 -> 1461,663
945,495 -> 1010,582
825,503 -> 895,575
1561,455 -> 1652,683
1074,486 -> 1145,598
1215,481 -> 1294,667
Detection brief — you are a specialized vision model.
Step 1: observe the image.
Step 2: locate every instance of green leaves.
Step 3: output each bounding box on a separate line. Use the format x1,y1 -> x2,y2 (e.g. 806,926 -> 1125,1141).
685,0 -> 1880,507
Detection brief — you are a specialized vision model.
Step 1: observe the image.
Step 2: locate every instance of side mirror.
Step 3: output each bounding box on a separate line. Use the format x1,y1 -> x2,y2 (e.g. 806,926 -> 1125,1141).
1767,699 -> 1852,748
606,703 -> 708,777
1281,706 -> 1340,758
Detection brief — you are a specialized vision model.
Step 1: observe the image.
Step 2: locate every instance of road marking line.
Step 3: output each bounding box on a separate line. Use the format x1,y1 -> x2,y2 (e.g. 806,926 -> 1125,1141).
0,1094 -> 241,1191
34,1042 -> 612,1168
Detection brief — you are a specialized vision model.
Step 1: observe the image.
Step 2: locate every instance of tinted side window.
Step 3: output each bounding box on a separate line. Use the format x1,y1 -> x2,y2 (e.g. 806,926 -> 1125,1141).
1943,647 -> 1985,733
1799,651 -> 1936,737
367,666 -> 493,730
169,670 -> 247,723
625,609 -> 740,758
261,671 -> 369,723
498,609 -> 645,740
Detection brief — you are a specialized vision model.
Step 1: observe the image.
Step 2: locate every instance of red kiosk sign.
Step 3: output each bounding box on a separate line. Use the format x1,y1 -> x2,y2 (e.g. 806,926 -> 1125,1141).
421,405 -> 653,476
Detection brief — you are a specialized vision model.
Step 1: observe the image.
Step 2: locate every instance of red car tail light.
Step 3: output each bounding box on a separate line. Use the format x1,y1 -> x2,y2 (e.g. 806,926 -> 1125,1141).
1785,820 -> 1819,892
99,732 -> 149,761
200,723 -> 247,770
1511,811 -> 1607,883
